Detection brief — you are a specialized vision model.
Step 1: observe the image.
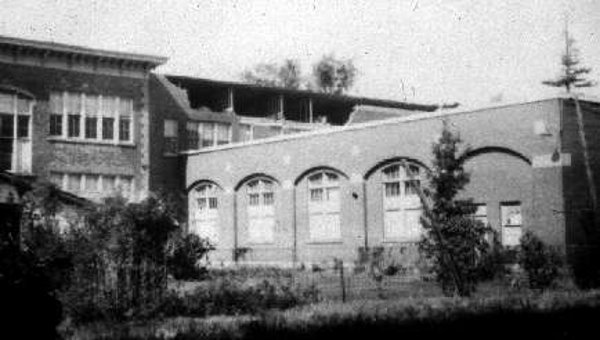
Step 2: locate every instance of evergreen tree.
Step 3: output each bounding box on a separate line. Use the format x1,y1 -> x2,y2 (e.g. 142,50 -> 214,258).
417,121 -> 492,296
543,24 -> 596,92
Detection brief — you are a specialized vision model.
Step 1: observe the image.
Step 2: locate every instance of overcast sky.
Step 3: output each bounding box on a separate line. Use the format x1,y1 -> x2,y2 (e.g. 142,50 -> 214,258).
1,0 -> 598,107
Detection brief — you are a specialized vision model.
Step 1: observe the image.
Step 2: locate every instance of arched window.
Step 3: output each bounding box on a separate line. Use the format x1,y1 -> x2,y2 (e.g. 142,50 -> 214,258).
246,178 -> 275,243
382,163 -> 422,241
190,183 -> 220,243
308,171 -> 341,242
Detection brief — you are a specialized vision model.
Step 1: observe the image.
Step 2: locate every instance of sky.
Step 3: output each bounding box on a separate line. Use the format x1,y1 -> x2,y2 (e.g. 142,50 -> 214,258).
1,0 -> 599,107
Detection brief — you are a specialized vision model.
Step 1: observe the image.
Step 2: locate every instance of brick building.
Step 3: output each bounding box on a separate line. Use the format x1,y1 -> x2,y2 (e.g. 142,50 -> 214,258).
185,98 -> 600,269
0,35 -> 166,202
3,36 -> 599,271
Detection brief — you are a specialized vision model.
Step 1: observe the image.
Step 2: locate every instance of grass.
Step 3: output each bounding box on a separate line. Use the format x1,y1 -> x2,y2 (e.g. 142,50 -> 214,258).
63,266 -> 588,339
64,289 -> 600,339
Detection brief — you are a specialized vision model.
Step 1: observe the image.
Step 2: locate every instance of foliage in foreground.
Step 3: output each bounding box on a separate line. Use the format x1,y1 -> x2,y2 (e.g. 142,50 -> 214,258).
65,290 -> 600,340
161,278 -> 320,318
519,231 -> 563,290
418,122 -> 494,296
167,232 -> 214,280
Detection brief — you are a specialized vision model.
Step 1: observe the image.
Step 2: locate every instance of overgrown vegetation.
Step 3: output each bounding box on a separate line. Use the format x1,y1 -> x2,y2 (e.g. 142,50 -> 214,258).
167,232 -> 214,280
417,121 -> 495,296
518,231 -> 563,290
66,290 -> 600,340
6,181 -> 320,331
161,278 -> 320,318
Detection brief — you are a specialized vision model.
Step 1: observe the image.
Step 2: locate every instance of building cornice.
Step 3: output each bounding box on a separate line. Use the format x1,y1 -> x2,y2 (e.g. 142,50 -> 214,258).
0,35 -> 167,78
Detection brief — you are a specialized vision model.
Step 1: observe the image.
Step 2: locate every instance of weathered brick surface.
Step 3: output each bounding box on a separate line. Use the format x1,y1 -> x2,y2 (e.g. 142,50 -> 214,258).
561,99 -> 600,248
0,62 -> 148,197
187,99 -> 569,265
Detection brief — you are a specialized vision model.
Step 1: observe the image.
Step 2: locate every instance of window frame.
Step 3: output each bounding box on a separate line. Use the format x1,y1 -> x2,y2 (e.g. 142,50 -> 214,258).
381,163 -> 423,242
307,171 -> 342,243
500,201 -> 523,247
190,183 -> 220,243
246,178 -> 276,244
47,92 -> 134,146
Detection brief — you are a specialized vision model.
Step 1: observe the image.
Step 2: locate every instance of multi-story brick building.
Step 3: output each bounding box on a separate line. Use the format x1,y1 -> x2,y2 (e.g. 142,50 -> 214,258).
0,35 -> 166,202
0,35 -> 435,205
3,36 -> 599,272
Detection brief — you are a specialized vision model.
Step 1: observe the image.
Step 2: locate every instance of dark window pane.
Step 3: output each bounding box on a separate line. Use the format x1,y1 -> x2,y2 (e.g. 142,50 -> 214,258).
68,114 -> 80,137
119,117 -> 130,141
49,114 -> 62,136
102,117 -> 114,140
0,114 -> 14,137
17,116 -> 29,138
85,117 -> 97,139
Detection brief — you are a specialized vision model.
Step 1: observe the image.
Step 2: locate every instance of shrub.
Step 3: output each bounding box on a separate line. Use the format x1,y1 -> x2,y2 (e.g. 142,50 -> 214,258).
167,233 -> 214,280
477,230 -> 510,281
518,231 -> 563,290
160,277 -> 320,317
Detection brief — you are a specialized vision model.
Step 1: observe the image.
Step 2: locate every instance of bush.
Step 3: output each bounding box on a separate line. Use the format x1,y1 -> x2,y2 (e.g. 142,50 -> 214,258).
477,231 -> 509,281
161,277 -> 320,317
167,233 -> 214,280
518,231 -> 562,290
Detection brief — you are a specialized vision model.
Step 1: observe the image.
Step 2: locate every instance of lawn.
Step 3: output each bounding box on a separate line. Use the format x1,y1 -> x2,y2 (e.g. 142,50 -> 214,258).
65,267 -> 589,339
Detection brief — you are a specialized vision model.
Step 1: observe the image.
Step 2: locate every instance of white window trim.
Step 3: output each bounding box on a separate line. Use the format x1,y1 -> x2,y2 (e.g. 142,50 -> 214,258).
307,171 -> 342,243
382,163 -> 423,242
246,178 -> 276,244
48,91 -> 134,146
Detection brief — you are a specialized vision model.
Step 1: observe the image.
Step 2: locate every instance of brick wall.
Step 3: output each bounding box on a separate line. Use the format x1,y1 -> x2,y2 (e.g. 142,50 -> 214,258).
186,99 -> 568,266
561,99 -> 600,247
0,62 -> 149,199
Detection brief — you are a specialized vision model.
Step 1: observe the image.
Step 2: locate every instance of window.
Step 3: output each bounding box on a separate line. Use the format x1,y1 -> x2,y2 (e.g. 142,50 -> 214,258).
84,95 -> 98,139
67,114 -> 80,137
164,119 -> 178,154
102,117 -> 114,140
17,116 -> 29,138
103,175 -> 116,193
382,163 -> 423,241
190,183 -> 220,243
48,92 -> 133,144
196,122 -> 232,148
0,114 -> 13,137
67,173 -> 82,192
85,174 -> 100,192
118,176 -> 133,197
501,202 -> 522,247
66,93 -> 81,138
239,124 -> 252,142
49,93 -> 63,136
216,123 -> 231,145
101,96 -> 116,140
119,117 -> 131,141
200,122 -> 214,148
472,204 -> 488,227
1,93 -> 31,138
119,98 -> 133,142
308,171 -> 341,242
85,117 -> 97,139
186,122 -> 199,150
247,178 -> 275,243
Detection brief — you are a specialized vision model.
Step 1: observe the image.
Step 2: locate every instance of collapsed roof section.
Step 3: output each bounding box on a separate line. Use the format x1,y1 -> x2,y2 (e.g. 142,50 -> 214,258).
163,75 -> 439,125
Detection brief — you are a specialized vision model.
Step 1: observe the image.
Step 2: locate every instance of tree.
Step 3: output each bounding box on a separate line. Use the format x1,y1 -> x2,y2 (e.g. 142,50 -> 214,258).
543,24 -> 596,92
312,54 -> 357,95
241,59 -> 303,89
417,121 -> 492,297
241,54 -> 357,94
